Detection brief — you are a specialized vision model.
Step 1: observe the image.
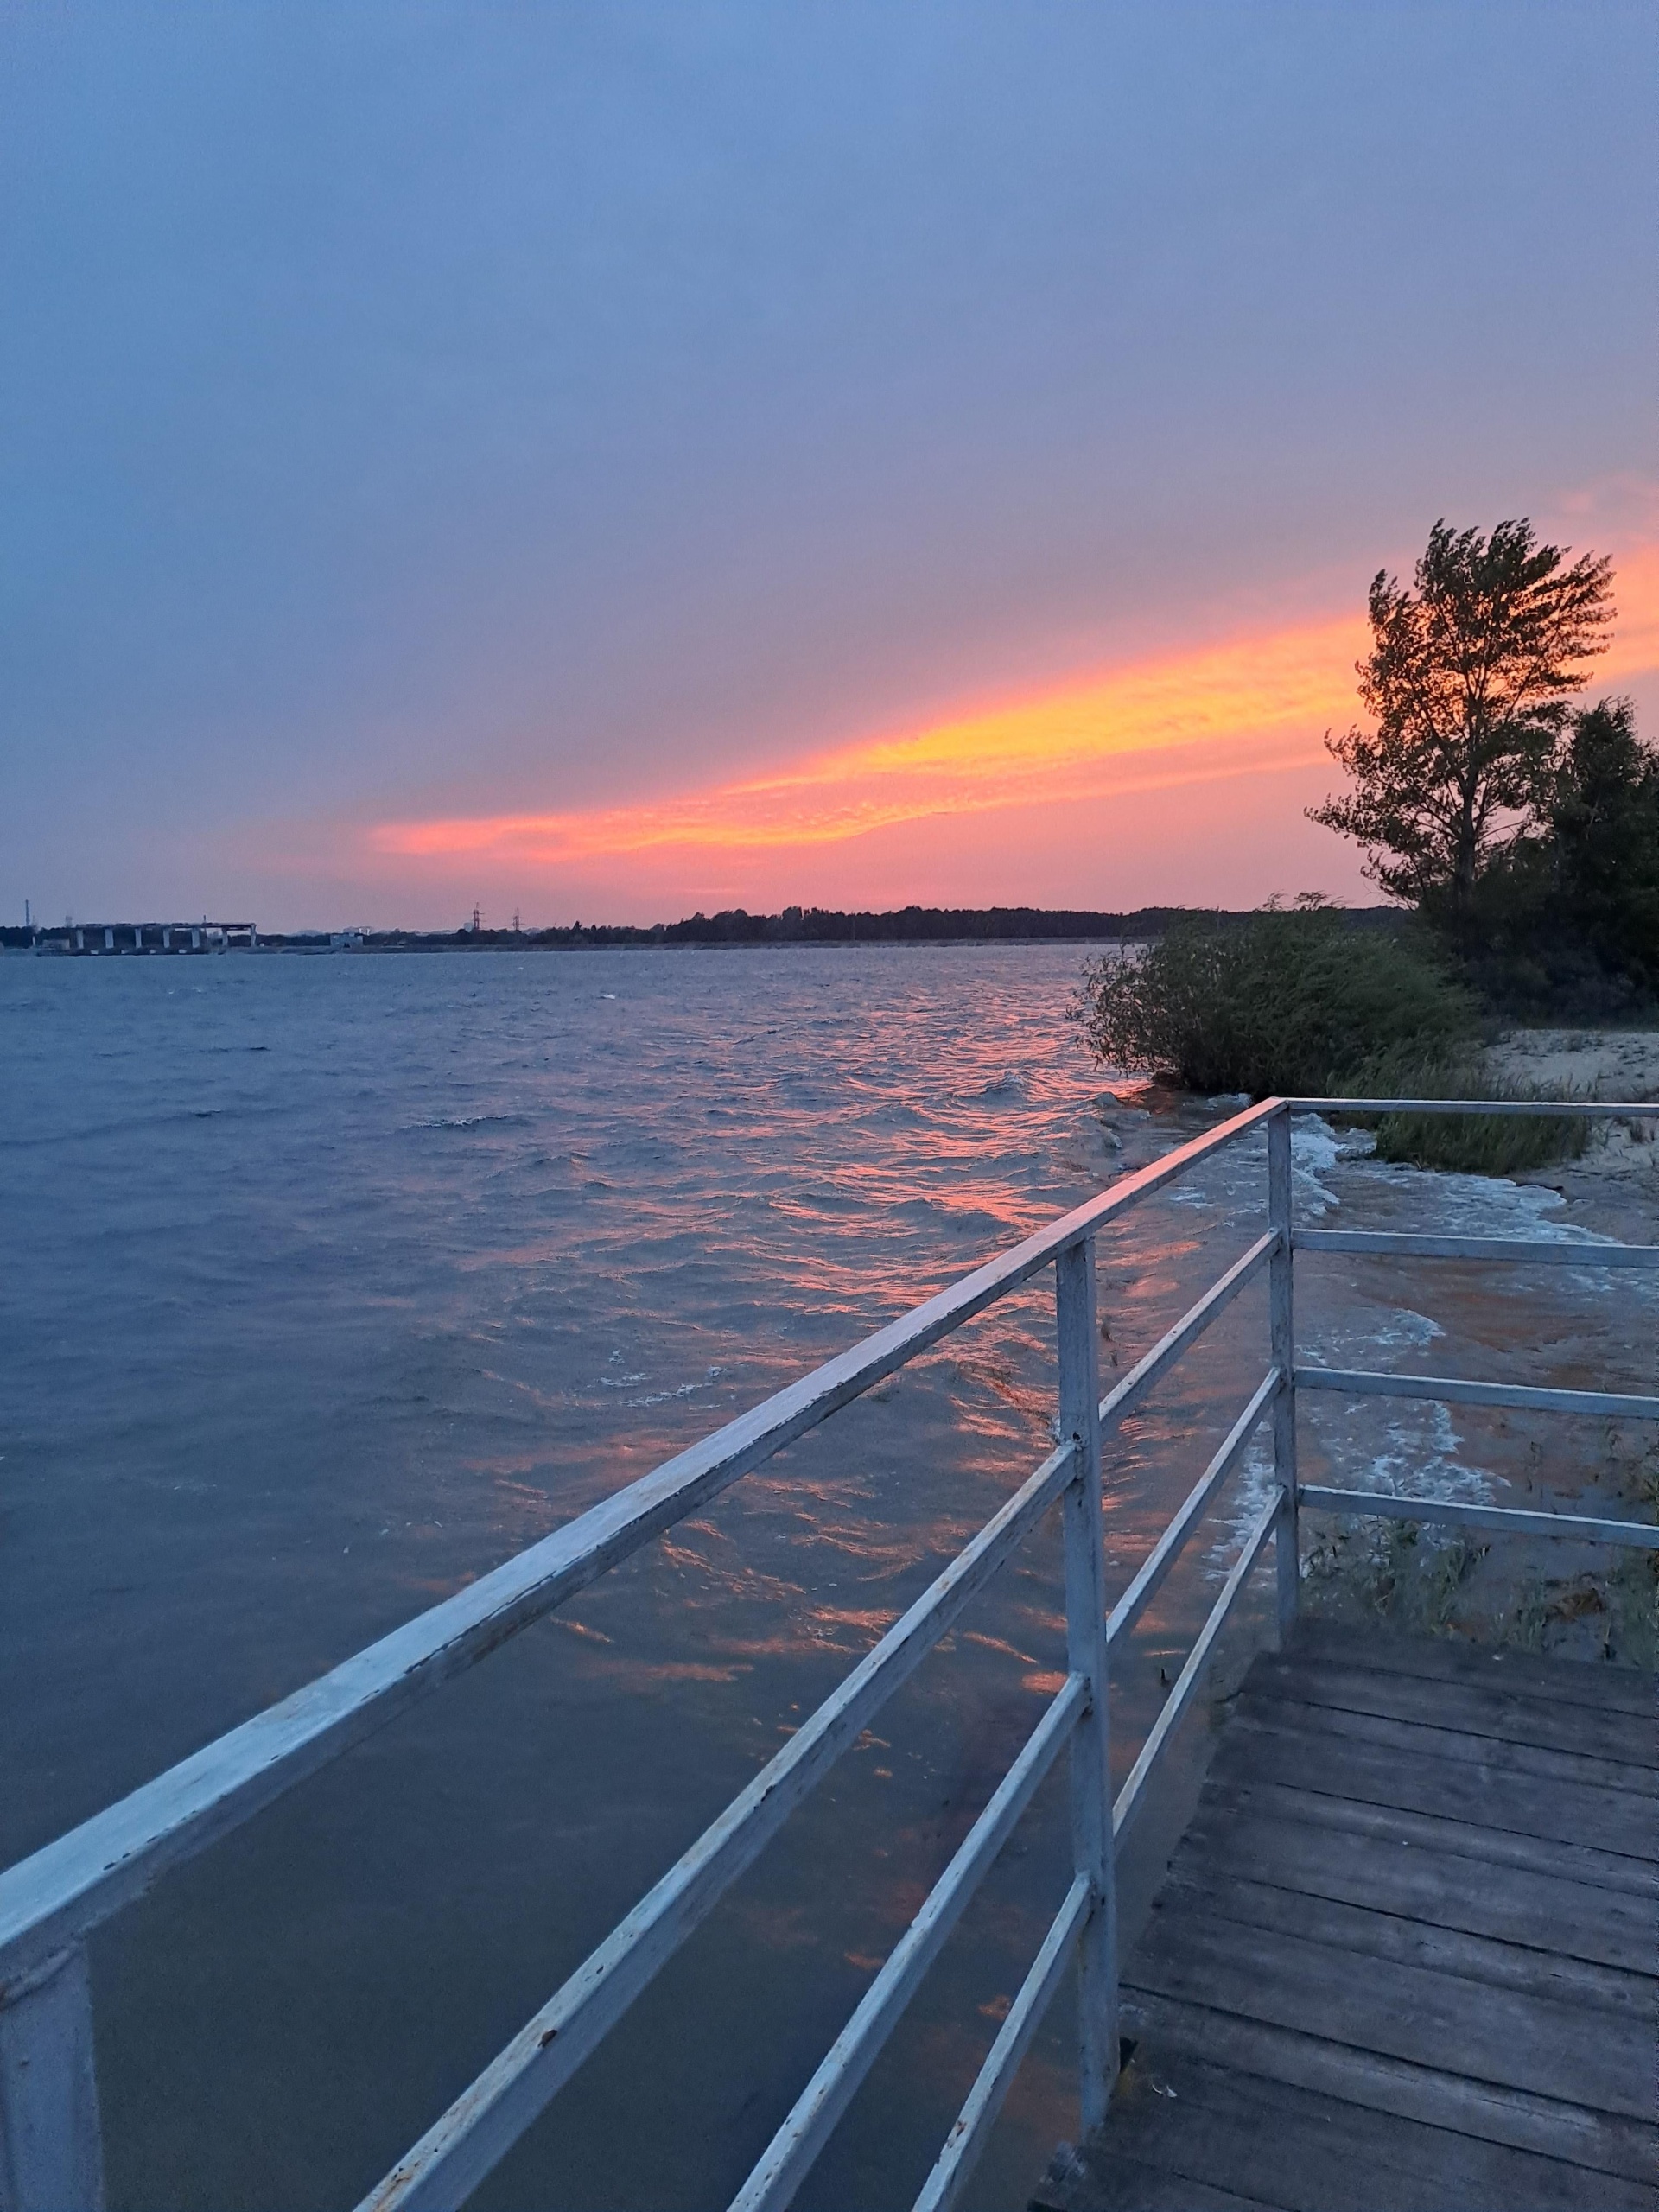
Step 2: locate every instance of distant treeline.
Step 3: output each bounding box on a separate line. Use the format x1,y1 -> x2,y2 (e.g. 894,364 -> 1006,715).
663,905 -> 1180,944
252,904 -> 1402,950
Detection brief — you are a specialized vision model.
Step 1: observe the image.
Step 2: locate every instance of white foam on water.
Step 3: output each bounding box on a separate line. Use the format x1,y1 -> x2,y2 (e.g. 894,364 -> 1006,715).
1290,1112 -> 1376,1216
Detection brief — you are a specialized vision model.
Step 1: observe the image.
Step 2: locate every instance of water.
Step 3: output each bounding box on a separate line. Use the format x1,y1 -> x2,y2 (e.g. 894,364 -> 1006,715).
2,947 -> 1648,2209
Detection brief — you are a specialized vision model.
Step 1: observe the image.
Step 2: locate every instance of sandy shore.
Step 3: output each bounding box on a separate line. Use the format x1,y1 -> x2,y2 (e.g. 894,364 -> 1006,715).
1287,1026 -> 1659,1666
1488,1027 -> 1659,1242
1107,1045 -> 1658,1662
1487,1025 -> 1659,1096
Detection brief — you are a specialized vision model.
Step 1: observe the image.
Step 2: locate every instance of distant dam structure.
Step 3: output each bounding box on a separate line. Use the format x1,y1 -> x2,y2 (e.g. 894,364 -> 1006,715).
22,920 -> 257,955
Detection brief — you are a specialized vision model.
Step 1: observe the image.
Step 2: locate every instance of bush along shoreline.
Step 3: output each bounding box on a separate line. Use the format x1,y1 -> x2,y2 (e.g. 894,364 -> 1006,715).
1071,899 -> 1593,1173
1071,900 -> 1649,1659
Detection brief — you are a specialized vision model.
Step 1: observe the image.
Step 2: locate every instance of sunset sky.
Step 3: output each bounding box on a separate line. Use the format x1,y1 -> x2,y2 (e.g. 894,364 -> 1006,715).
4,4 -> 1656,929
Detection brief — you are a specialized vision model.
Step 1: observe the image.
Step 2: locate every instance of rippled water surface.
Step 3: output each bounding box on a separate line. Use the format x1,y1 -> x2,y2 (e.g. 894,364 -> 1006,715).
3,947 -> 1647,2210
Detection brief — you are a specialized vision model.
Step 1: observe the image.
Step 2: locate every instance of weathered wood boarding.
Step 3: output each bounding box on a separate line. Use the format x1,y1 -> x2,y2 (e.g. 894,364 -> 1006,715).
1039,1621 -> 1659,2212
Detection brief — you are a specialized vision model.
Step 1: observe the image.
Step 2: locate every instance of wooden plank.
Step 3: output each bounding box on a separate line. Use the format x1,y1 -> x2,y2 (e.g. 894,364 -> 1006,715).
1200,1774 -> 1659,1897
1041,2132 -> 1288,2212
1241,1651 -> 1659,1776
1173,1801 -> 1659,1975
1082,2044 -> 1659,2212
1036,2141 -> 1287,2212
1287,1622 -> 1659,1720
1117,1989 -> 1658,2184
1154,1866 -> 1654,2021
1061,1622 -> 1659,2210
1123,1904 -> 1654,2119
1211,1712 -> 1659,1864
1236,1685 -> 1659,1799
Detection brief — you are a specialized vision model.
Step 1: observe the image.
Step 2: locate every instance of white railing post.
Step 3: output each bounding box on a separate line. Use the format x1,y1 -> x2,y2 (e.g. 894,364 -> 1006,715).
1055,1236 -> 1117,2134
1268,1106 -> 1299,1636
0,1944 -> 105,2212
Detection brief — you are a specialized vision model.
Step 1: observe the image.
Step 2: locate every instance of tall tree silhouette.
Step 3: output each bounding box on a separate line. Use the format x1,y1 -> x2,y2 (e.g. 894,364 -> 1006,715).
1311,519 -> 1614,923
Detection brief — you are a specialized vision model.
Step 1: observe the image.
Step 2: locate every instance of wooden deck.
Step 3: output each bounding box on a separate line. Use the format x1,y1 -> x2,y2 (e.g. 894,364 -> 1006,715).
1039,1620 -> 1659,2212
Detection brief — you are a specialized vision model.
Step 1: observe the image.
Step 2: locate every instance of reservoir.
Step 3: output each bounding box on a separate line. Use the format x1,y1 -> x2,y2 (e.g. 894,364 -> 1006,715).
3,947 -> 1649,2209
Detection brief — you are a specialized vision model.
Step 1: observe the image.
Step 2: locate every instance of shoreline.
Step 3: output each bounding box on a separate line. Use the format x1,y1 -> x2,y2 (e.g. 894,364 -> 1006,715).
1296,1025 -> 1659,1668
1494,1025 -> 1659,1243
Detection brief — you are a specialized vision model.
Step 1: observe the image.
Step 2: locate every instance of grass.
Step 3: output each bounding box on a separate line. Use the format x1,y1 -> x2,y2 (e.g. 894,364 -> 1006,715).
1301,1514 -> 1487,1636
1491,1553 -> 1656,1668
1301,1512 -> 1657,1664
1341,1046 -> 1594,1173
1309,1513 -> 1486,1637
1303,1423 -> 1659,1666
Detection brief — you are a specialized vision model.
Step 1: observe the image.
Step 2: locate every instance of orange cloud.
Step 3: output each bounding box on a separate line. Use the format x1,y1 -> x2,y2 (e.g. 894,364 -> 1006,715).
370,539 -> 1659,873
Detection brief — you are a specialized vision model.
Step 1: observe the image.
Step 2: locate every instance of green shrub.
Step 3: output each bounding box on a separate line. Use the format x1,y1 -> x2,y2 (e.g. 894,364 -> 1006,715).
1073,902 -> 1599,1173
1072,902 -> 1477,1097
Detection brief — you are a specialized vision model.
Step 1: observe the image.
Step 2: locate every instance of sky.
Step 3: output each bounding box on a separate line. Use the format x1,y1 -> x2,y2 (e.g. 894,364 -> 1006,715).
3,3 -> 1656,931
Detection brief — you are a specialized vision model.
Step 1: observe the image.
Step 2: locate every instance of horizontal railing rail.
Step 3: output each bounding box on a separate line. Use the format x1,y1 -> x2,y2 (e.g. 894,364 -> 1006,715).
5,1088 -> 1655,2212
1295,1485 -> 1659,1548
1296,1365 -> 1659,1421
1287,1096 -> 1659,1118
913,1872 -> 1094,2212
1113,1488 -> 1285,1847
1285,1096 -> 1659,1566
728,1676 -> 1090,2212
1108,1368 -> 1282,1647
358,1435 -> 1086,2212
1294,1229 -> 1659,1267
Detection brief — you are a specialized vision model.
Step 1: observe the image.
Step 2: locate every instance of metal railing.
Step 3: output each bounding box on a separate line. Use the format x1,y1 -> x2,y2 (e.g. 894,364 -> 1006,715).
3,1096 -> 1657,2212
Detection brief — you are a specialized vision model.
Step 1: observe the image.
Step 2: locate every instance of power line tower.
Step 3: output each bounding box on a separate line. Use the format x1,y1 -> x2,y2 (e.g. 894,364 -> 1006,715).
471,904 -> 482,934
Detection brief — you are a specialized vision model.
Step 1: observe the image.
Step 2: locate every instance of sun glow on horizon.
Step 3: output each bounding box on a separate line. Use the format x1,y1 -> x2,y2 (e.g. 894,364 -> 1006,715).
367,541 -> 1659,879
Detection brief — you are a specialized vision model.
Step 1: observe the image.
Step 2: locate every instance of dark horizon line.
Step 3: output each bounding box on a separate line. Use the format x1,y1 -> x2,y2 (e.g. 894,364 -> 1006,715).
4,899 -> 1402,952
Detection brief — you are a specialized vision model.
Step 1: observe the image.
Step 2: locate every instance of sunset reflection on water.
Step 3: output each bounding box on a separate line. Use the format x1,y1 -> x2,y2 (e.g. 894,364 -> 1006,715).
6,946 -> 1640,2210
3,945 -> 1271,2209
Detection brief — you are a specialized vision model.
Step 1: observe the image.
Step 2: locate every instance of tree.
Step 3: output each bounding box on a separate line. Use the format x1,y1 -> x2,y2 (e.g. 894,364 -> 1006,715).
1550,697 -> 1659,987
1310,519 -> 1614,925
